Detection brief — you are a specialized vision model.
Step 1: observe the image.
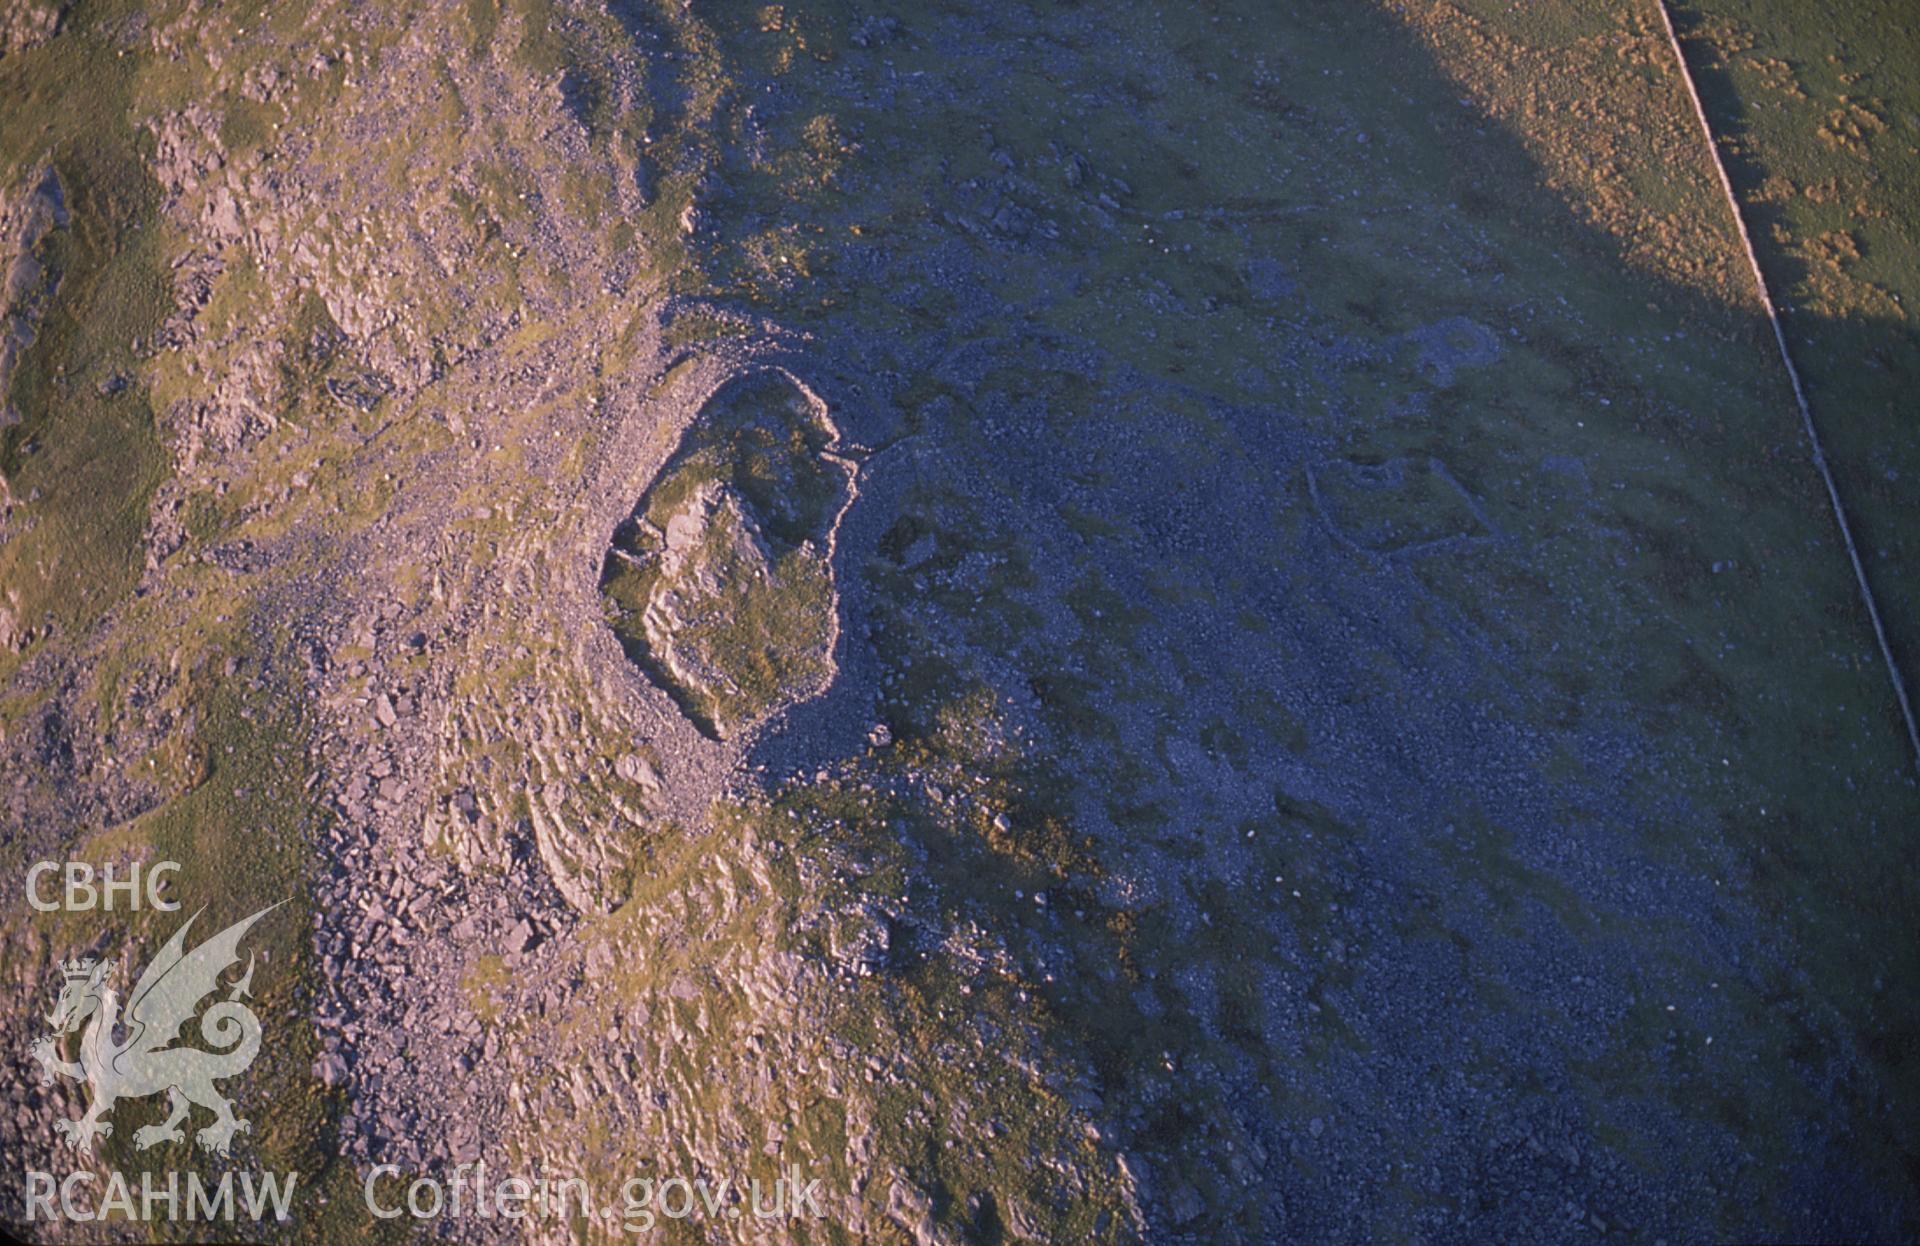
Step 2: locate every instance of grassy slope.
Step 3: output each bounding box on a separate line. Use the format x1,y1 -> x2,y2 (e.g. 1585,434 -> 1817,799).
0,7 -> 170,686
0,6 -> 405,1238
2,0 -> 1914,1239
1675,0 -> 1920,699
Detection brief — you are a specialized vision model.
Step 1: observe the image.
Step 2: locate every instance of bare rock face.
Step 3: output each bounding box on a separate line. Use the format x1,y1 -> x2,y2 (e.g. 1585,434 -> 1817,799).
0,166 -> 67,428
602,370 -> 853,739
0,3 -> 62,59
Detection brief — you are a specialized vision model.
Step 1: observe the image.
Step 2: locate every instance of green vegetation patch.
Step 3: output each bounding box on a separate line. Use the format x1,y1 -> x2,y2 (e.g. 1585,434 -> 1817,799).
0,15 -> 172,679
601,370 -> 848,736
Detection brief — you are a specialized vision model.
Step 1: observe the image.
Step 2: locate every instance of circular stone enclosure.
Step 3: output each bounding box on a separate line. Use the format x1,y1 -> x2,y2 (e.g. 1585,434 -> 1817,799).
599,371 -> 854,740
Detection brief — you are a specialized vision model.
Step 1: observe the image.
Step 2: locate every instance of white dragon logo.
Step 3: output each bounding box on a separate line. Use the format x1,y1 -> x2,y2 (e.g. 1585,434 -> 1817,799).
29,902 -> 283,1156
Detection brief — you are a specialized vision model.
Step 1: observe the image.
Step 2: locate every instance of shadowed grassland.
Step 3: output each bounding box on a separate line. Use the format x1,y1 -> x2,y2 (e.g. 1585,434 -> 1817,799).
687,0 -> 1920,1234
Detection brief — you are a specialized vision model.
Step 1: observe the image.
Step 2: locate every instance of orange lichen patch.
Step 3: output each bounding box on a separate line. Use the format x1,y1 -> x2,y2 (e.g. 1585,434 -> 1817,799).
1804,229 -> 1862,268
1387,0 -> 1755,309
1792,229 -> 1903,320
1749,56 -> 1806,100
1802,177 -> 1842,205
1816,97 -> 1889,157
1749,173 -> 1797,206
1686,13 -> 1756,61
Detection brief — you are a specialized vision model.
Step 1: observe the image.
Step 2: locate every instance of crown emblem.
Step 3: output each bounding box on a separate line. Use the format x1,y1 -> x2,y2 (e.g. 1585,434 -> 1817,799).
60,958 -> 99,981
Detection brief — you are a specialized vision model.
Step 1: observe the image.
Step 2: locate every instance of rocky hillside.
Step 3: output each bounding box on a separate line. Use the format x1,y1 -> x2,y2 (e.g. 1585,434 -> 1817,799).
3,0 -> 1918,1242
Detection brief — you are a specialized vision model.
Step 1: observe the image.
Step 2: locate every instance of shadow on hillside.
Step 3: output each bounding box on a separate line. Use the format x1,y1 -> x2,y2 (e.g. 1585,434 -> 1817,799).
1667,0 -> 1920,681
